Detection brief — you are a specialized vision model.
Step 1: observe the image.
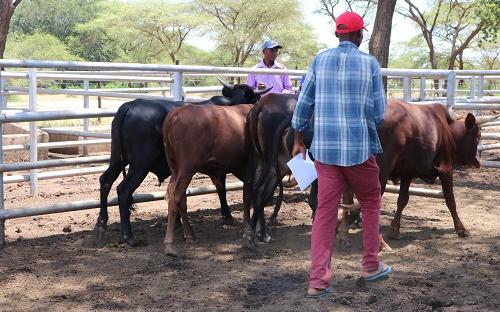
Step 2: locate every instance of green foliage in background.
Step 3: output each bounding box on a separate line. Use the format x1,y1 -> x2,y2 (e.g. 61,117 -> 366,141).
3,0 -> 499,71
10,0 -> 102,42
5,33 -> 80,61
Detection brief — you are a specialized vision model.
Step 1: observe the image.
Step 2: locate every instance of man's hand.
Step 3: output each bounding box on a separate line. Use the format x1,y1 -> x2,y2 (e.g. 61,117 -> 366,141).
292,131 -> 306,160
257,81 -> 267,90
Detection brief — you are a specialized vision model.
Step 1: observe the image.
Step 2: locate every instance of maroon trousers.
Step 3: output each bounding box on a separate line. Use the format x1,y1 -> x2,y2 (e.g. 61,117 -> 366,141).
309,156 -> 381,289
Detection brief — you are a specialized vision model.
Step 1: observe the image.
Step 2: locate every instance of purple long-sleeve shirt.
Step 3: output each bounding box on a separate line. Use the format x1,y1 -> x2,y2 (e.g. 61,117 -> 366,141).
247,60 -> 293,95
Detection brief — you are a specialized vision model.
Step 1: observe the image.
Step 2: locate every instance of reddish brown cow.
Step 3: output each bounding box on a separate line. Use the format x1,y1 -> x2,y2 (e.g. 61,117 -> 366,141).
377,99 -> 481,239
162,104 -> 254,256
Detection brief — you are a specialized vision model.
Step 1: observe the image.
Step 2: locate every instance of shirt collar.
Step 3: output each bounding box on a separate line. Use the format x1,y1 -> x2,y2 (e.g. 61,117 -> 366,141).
338,41 -> 359,49
257,60 -> 284,69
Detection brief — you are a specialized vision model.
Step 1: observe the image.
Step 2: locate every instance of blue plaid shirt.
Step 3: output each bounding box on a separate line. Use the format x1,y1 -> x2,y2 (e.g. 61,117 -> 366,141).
292,41 -> 386,166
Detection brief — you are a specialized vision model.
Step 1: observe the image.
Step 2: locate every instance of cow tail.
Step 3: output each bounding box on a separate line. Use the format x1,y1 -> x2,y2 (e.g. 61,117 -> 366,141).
249,102 -> 265,158
270,119 -> 292,214
254,117 -> 291,210
111,103 -> 130,178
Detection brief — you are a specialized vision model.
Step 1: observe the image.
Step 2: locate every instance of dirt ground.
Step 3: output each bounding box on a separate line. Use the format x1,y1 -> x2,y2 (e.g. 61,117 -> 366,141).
0,164 -> 499,312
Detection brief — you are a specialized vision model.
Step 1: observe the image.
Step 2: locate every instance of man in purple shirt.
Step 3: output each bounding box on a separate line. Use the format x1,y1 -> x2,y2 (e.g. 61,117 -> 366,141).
247,40 -> 293,95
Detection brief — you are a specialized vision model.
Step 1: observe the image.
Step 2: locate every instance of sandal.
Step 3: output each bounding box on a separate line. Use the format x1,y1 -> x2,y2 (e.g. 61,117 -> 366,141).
305,287 -> 332,299
364,261 -> 392,282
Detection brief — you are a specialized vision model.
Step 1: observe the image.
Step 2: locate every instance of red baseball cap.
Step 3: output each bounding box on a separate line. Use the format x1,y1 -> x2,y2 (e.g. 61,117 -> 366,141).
335,12 -> 367,34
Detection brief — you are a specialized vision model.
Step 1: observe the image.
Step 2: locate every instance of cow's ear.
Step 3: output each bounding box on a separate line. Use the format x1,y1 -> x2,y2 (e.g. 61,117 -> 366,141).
465,113 -> 476,129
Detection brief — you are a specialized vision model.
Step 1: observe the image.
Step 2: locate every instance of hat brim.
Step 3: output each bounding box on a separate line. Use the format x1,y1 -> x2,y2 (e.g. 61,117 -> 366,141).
264,45 -> 282,50
336,26 -> 368,34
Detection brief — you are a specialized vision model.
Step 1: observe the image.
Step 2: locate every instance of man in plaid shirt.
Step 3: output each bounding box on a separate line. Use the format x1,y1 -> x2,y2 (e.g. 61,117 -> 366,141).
291,12 -> 392,298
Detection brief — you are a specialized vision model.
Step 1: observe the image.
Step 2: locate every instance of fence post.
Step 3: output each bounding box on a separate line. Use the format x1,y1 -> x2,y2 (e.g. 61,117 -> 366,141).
28,68 -> 38,196
83,80 -> 90,156
478,75 -> 484,99
419,77 -> 426,101
171,60 -> 184,101
403,77 -> 411,102
161,80 -> 167,97
0,73 -> 6,110
0,121 -> 5,247
470,76 -> 476,100
446,71 -> 456,109
476,75 -> 485,117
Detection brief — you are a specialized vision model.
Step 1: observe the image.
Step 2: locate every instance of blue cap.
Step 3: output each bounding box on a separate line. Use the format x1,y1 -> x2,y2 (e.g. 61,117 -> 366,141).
262,40 -> 282,51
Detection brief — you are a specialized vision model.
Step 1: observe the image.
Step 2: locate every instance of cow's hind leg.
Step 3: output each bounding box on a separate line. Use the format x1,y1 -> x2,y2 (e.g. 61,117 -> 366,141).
96,159 -> 124,238
209,175 -> 235,224
252,176 -> 278,244
268,180 -> 284,226
388,176 -> 411,240
439,172 -> 469,237
116,165 -> 149,246
164,174 -> 194,256
337,187 -> 357,248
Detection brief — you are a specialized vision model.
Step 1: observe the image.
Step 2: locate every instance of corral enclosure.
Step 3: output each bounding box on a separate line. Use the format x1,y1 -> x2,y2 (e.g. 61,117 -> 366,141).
0,60 -> 499,311
0,168 -> 499,311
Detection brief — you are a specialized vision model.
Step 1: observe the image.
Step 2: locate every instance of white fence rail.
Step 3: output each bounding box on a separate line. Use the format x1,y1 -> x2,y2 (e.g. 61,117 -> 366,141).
0,59 -> 499,246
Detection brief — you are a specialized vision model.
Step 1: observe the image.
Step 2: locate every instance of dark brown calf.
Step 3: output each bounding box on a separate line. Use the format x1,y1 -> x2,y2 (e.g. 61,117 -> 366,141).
162,104 -> 253,256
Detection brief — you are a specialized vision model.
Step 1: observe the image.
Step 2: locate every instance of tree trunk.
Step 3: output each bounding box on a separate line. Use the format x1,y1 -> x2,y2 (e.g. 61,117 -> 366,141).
0,0 -> 17,59
368,0 -> 397,92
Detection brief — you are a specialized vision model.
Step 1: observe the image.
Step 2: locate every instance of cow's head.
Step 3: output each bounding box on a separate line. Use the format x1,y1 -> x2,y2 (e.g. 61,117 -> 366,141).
455,113 -> 481,168
217,78 -> 272,104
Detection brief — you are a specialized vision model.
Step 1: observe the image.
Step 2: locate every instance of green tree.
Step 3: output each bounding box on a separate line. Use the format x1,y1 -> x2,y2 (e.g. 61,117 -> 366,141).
265,22 -> 323,70
399,0 -> 500,70
194,0 -> 307,67
4,32 -> 80,60
0,0 -> 22,58
10,0 -> 101,43
128,1 -> 205,63
72,1 -> 203,64
68,21 -> 119,62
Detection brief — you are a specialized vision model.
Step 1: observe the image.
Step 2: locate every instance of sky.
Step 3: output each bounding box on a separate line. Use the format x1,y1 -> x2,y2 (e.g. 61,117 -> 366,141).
299,1 -> 420,52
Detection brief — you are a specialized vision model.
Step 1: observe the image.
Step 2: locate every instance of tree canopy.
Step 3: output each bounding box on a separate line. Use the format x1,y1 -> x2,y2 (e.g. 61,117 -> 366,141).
0,0 -> 498,71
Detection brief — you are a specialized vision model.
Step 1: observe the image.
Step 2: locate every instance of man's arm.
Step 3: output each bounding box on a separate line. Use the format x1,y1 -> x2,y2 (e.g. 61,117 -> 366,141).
371,59 -> 386,129
282,73 -> 293,94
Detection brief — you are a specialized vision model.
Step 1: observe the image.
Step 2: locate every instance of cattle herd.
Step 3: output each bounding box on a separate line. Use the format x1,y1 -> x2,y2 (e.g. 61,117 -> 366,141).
95,79 -> 493,257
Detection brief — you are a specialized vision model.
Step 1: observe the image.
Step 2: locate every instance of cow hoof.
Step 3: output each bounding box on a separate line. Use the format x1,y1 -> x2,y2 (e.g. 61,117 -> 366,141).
379,241 -> 393,252
257,232 -> 271,243
185,236 -> 198,244
95,219 -> 107,232
95,229 -> 105,247
164,244 -> 178,257
457,228 -> 470,237
242,238 -> 256,250
119,235 -> 136,247
222,216 -> 238,226
267,217 -> 280,227
387,228 -> 401,240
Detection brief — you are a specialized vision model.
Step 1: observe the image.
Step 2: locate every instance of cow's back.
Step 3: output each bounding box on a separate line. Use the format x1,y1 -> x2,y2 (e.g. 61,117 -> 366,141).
379,100 -> 454,179
164,104 -> 253,176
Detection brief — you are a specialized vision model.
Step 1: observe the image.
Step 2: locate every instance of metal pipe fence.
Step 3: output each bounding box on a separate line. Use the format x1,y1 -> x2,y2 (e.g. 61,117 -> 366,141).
0,59 -> 499,246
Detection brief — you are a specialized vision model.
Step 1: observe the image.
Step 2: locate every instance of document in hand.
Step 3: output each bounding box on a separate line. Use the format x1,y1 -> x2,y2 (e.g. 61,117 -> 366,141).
286,152 -> 317,191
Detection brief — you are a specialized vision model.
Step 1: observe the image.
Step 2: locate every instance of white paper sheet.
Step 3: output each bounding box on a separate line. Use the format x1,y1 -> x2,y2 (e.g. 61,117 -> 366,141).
286,152 -> 317,191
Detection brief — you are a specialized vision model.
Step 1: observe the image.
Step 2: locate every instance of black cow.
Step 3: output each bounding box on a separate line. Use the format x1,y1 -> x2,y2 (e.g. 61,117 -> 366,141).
96,80 -> 270,246
244,94 -> 307,243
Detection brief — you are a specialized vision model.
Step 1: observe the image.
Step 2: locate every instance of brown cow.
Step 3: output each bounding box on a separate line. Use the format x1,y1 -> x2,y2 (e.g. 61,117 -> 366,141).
162,103 -> 259,256
247,97 -> 484,247
376,99 -> 481,239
